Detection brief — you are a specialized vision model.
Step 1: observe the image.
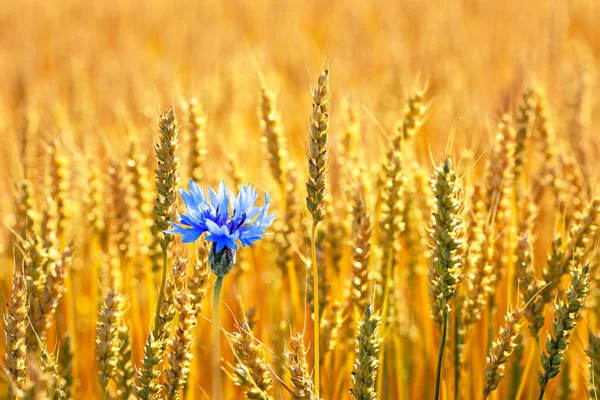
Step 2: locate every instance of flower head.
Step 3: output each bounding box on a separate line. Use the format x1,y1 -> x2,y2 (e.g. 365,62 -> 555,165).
168,179 -> 275,253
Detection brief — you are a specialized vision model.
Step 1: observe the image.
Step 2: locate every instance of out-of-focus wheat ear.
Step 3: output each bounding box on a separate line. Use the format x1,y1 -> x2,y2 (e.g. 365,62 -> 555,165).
515,235 -> 545,339
461,224 -> 494,328
542,196 -> 599,302
306,69 -> 330,224
377,147 -> 406,315
18,104 -> 40,184
48,139 -> 70,242
513,85 -> 536,181
86,160 -> 106,238
558,358 -> 574,400
124,141 -> 152,286
276,166 -> 300,274
456,223 -> 494,369
58,333 -> 74,399
507,334 -> 525,399
229,320 -> 274,399
340,96 -> 361,164
226,153 -> 244,189
164,292 -> 196,400
483,307 -> 524,398
225,155 -> 250,277
188,242 -> 210,315
557,155 -> 588,228
320,301 -> 343,357
323,198 -> 346,275
586,331 -> 600,399
23,234 -> 49,349
378,147 -> 406,253
149,226 -> 164,274
39,345 -> 68,400
108,160 -> 132,267
29,246 -> 71,347
40,192 -> 59,252
403,163 -> 430,290
350,304 -> 381,400
350,188 -> 373,311
4,271 -> 28,394
381,87 -> 428,169
485,116 -> 516,288
157,257 -> 188,334
569,43 -> 596,181
96,287 -> 124,391
538,264 -> 590,399
531,85 -> 561,199
399,86 -> 428,142
285,333 -> 317,400
13,179 -> 38,250
115,324 -> 134,400
17,371 -> 53,399
562,196 -> 600,271
259,86 -> 288,191
517,192 -> 538,238
153,107 -> 180,250
126,138 -> 153,220
186,98 -> 207,184
137,333 -> 166,400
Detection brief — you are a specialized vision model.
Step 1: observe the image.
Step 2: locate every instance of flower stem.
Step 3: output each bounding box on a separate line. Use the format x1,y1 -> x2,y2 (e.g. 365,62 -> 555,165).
434,313 -> 448,400
310,222 -> 320,397
212,275 -> 224,400
152,246 -> 168,337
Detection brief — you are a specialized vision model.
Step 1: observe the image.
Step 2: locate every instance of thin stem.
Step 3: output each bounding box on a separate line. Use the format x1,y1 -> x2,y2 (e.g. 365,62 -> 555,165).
310,222 -> 320,398
376,247 -> 394,397
281,186 -> 301,322
526,338 -> 540,400
434,313 -> 448,400
538,380 -> 547,400
454,306 -> 460,400
212,275 -> 224,400
487,296 -> 496,352
153,245 -> 168,337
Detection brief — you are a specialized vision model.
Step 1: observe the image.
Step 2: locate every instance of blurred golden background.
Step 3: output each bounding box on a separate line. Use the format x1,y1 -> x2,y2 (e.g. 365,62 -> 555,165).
1,0 -> 600,399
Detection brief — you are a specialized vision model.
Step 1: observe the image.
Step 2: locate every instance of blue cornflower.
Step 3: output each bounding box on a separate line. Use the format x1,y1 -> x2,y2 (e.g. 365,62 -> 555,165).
168,179 -> 275,253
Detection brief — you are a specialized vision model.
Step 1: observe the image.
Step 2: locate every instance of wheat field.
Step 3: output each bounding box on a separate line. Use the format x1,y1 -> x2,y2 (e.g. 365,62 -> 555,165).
2,0 -> 600,399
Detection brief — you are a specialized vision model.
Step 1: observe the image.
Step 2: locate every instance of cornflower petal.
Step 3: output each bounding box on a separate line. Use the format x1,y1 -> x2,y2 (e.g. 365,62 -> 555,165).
188,178 -> 206,208
170,179 -> 274,252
